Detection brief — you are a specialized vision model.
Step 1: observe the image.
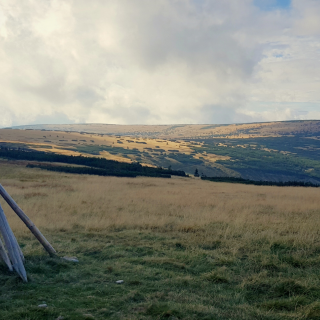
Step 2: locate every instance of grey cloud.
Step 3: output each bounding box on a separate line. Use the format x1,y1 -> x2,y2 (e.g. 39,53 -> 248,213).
17,76 -> 68,105
106,1 -> 260,77
200,105 -> 256,124
74,87 -> 104,107
27,112 -> 73,126
101,105 -> 154,124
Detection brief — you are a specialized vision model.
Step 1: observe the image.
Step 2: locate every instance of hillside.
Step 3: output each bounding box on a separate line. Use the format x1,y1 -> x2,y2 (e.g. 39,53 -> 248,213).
2,120 -> 320,183
10,120 -> 320,139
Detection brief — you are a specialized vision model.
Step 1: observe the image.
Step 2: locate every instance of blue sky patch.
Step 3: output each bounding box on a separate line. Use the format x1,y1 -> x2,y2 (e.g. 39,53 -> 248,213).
254,0 -> 291,11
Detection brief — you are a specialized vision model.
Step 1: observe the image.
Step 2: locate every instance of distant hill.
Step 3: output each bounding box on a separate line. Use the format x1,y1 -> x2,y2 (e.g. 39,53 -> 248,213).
2,120 -> 320,183
10,120 -> 320,139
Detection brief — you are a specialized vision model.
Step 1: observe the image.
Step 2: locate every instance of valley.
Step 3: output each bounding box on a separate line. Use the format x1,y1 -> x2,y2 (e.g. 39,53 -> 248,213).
1,120 -> 320,182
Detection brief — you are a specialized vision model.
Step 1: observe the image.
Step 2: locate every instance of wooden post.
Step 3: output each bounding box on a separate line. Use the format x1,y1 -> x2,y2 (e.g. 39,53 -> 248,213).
0,203 -> 27,282
0,237 -> 13,271
17,240 -> 25,262
0,184 -> 56,257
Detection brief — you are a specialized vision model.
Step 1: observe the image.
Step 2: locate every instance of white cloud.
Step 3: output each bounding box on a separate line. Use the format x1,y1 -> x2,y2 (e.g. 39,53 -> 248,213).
0,0 -> 319,127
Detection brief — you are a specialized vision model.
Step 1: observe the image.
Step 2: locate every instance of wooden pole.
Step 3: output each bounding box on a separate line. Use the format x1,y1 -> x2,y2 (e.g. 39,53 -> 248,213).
0,184 -> 56,257
0,203 -> 27,282
0,236 -> 13,271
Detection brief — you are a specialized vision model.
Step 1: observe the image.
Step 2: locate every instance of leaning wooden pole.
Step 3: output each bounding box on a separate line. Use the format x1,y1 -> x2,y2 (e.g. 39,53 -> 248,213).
0,184 -> 56,257
0,203 -> 27,282
0,236 -> 13,271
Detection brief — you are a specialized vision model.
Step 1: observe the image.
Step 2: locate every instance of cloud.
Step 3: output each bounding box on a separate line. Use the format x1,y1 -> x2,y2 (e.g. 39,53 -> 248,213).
0,0 -> 319,127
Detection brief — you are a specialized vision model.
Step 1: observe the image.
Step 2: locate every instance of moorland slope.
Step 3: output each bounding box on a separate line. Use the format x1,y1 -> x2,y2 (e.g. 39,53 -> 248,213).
2,120 -> 320,182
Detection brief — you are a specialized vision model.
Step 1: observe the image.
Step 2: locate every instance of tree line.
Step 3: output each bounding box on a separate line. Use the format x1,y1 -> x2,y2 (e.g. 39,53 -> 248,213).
201,176 -> 320,187
0,147 -> 186,178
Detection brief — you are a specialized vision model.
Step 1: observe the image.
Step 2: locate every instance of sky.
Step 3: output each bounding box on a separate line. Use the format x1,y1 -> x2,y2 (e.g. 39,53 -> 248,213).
0,0 -> 319,127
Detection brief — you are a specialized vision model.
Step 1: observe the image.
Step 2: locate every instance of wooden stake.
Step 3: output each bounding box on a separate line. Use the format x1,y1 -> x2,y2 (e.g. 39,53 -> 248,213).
0,203 -> 27,282
0,236 -> 13,271
0,184 -> 56,257
17,240 -> 25,262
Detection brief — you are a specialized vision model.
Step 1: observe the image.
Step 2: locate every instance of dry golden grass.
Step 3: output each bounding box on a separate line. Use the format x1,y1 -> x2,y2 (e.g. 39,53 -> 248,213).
0,129 -> 191,153
2,161 -> 320,319
0,128 -> 194,163
1,161 -> 320,250
193,152 -> 230,163
0,129 -> 225,173
10,120 -> 320,139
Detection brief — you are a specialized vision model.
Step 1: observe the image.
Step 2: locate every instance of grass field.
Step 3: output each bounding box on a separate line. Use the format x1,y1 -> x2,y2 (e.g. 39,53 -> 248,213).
1,161 -> 320,319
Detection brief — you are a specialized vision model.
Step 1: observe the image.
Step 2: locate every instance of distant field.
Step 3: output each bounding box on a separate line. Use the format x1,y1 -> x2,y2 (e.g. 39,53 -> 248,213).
11,120 -> 320,139
1,120 -> 320,182
1,162 -> 320,319
0,128 -> 233,177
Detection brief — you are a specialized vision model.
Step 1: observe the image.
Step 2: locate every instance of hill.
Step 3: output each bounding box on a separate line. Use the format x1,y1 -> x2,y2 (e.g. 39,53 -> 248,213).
10,120 -> 320,139
2,120 -> 320,183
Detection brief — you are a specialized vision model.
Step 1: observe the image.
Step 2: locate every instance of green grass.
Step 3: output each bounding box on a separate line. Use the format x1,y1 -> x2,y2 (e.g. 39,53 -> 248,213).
192,138 -> 320,181
1,229 -> 320,319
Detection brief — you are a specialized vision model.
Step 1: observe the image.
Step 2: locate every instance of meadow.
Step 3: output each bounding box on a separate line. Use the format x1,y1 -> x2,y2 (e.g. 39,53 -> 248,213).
1,160 -> 320,319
